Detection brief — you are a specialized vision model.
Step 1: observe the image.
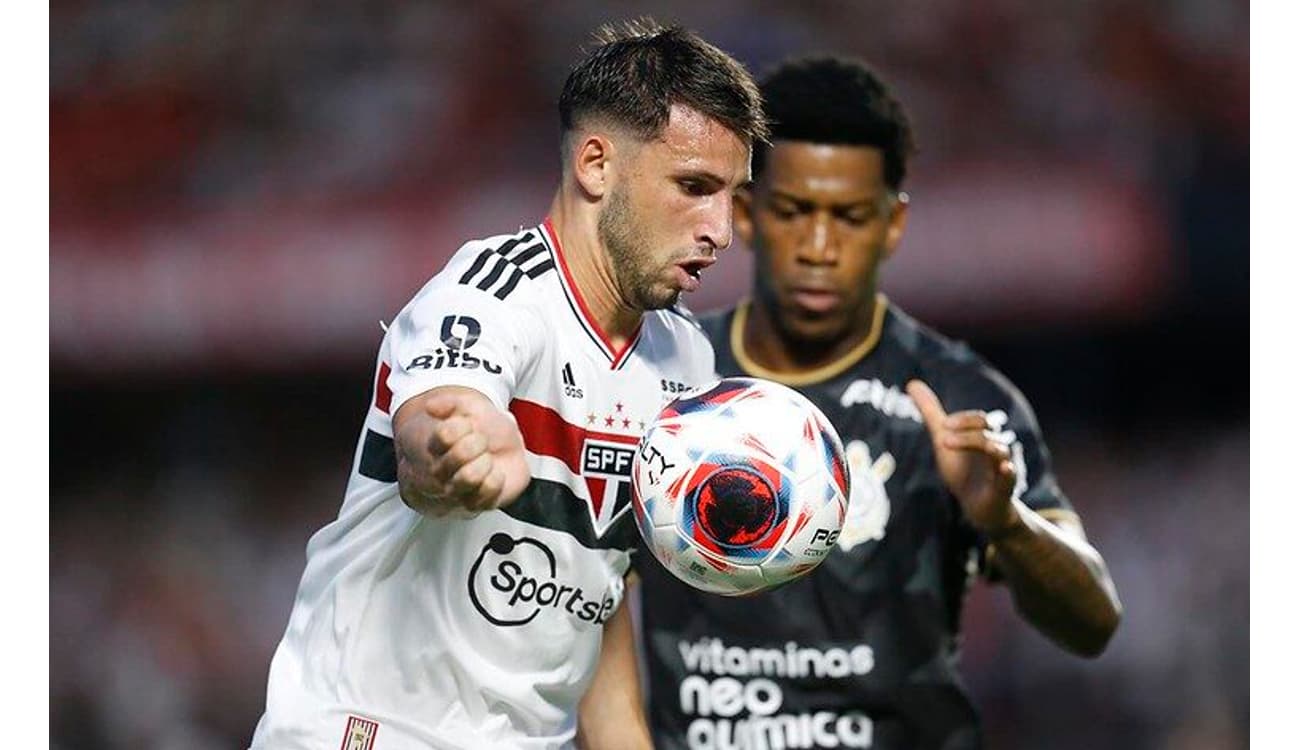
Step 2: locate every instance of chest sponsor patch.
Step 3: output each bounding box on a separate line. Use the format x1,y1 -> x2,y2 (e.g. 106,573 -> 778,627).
673,637 -> 876,749
467,532 -> 622,627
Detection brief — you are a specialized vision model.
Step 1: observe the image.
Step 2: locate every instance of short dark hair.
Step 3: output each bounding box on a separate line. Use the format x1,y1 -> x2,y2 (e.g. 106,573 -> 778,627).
558,19 -> 768,152
755,56 -> 917,190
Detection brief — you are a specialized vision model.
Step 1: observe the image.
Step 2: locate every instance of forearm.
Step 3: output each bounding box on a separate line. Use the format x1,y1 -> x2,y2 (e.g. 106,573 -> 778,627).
576,598 -> 652,750
988,500 -> 1122,657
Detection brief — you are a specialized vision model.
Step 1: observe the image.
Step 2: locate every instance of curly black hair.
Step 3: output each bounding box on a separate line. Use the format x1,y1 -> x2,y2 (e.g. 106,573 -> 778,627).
755,56 -> 917,190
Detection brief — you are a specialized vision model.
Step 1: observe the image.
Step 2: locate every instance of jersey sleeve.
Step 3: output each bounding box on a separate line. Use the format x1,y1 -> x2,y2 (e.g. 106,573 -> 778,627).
932,356 -> 1077,578
385,278 -> 540,415
935,357 -> 1074,519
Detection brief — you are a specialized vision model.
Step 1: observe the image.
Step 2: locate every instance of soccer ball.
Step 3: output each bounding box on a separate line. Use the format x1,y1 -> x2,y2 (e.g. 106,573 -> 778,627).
631,377 -> 850,596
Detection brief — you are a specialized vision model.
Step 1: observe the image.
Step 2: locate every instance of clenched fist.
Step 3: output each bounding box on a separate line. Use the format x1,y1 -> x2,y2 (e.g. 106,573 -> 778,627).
393,386 -> 531,517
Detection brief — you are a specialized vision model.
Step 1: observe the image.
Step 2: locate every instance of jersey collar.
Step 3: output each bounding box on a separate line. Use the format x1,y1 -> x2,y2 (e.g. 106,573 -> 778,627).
541,218 -> 643,369
730,293 -> 889,386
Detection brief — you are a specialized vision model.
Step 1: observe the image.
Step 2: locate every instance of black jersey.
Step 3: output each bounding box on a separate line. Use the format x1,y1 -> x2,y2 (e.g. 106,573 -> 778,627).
636,296 -> 1076,750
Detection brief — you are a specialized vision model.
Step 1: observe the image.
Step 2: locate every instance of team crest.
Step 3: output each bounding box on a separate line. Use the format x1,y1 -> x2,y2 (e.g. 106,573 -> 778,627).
836,440 -> 894,552
580,436 -> 638,535
340,715 -> 378,750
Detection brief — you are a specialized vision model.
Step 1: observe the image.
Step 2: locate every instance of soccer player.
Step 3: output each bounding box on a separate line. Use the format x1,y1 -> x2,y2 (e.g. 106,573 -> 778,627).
635,57 -> 1122,750
249,21 -> 766,750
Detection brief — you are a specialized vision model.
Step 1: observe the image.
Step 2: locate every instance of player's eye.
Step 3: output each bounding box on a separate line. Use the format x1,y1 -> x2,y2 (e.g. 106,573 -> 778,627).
678,179 -> 712,197
836,205 -> 878,227
769,201 -> 806,220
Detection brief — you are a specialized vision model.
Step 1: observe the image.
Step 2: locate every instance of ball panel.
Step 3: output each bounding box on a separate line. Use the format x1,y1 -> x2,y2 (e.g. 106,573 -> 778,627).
650,525 -> 769,595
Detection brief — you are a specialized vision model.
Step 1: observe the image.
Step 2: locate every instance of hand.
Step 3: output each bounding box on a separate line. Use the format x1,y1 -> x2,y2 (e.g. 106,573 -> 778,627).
395,388 -> 531,517
907,379 -> 1019,535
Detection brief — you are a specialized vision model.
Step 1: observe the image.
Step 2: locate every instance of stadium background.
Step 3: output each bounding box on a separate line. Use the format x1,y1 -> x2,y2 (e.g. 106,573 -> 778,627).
50,1 -> 1247,748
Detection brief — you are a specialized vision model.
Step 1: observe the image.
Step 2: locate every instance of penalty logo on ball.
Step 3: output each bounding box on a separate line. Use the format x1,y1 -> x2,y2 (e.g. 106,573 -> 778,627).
680,454 -> 792,562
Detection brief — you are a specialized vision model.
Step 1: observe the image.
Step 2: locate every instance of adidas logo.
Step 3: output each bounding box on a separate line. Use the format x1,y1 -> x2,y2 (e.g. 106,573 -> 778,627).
562,362 -> 583,399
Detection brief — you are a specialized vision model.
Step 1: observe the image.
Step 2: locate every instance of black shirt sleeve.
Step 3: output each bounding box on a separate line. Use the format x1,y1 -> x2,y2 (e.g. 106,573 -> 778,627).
927,349 -> 1075,578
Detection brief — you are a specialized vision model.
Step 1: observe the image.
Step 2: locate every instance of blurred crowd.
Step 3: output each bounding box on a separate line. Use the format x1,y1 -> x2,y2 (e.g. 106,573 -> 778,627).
51,0 -> 1246,222
50,0 -> 1248,748
49,0 -> 1248,369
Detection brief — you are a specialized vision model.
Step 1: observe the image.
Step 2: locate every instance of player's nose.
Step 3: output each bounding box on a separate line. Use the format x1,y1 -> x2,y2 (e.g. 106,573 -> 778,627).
797,213 -> 839,264
695,195 -> 734,253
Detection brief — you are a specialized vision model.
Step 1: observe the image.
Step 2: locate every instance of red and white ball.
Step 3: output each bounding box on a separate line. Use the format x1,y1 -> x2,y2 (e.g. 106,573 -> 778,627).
631,377 -> 850,596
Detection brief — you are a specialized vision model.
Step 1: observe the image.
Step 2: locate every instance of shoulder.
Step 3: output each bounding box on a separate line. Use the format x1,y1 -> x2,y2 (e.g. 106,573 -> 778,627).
401,225 -> 555,330
886,303 -> 1030,414
880,303 -> 972,368
651,301 -> 713,347
645,302 -> 719,377
421,225 -> 555,306
391,226 -> 555,349
694,306 -> 734,348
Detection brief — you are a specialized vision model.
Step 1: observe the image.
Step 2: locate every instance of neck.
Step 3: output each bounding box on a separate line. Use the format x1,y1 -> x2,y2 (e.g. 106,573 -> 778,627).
737,293 -> 885,384
547,195 -> 642,349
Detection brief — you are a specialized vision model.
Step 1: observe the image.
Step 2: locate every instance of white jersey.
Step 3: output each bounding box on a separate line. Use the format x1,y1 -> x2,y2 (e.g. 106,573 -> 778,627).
251,220 -> 715,750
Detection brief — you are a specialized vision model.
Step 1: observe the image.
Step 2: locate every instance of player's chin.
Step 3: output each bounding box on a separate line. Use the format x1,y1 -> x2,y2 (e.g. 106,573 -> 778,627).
638,281 -> 684,310
655,290 -> 684,310
781,310 -> 847,343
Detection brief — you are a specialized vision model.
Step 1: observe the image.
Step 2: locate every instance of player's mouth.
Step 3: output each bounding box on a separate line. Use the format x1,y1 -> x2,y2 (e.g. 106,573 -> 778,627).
788,285 -> 842,314
674,257 -> 716,292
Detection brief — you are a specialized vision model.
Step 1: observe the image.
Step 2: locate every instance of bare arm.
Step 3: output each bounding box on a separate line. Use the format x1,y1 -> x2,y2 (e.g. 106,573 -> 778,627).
576,593 -> 653,750
907,380 -> 1122,658
986,506 -> 1121,657
392,385 -> 531,516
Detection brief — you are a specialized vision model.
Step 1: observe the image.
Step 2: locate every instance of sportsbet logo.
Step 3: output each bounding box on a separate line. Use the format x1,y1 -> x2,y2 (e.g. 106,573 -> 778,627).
467,533 -> 619,627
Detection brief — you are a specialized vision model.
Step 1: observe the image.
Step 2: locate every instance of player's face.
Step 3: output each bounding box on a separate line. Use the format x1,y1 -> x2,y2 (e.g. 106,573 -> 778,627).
738,141 -> 907,345
599,105 -> 752,310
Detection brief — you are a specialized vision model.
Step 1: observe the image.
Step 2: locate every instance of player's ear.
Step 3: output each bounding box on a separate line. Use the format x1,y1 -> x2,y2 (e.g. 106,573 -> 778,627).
571,131 -> 613,200
734,185 -> 755,248
881,191 -> 910,260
